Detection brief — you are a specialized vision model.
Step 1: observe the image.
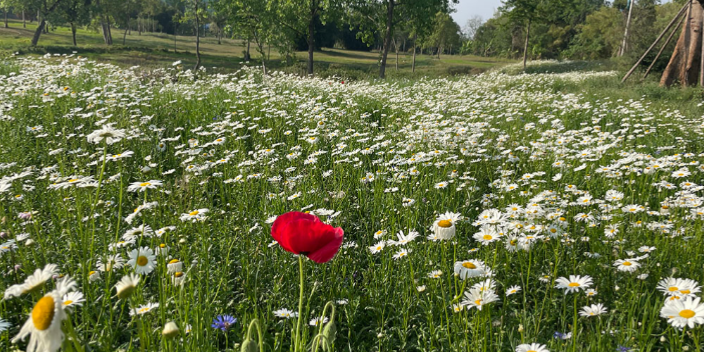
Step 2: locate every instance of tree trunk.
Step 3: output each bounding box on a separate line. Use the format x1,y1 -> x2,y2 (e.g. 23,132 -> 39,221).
106,17 -> 113,44
620,0 -> 634,56
523,20 -> 531,70
412,34 -> 417,73
194,0 -> 201,71
245,38 -> 250,61
4,8 -> 8,28
307,0 -> 317,75
31,19 -> 46,46
123,26 -> 128,45
661,1 -> 704,87
71,22 -> 77,46
23,10 -> 26,28
393,38 -> 399,71
379,0 -> 395,79
217,29 -> 221,44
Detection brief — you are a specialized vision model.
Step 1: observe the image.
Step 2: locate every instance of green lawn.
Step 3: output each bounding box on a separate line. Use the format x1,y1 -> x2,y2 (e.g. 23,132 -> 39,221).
0,19 -> 511,78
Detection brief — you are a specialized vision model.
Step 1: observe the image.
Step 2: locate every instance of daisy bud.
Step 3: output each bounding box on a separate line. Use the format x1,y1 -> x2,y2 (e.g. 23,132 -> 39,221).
240,339 -> 258,352
162,321 -> 179,339
518,324 -> 524,332
321,321 -> 336,351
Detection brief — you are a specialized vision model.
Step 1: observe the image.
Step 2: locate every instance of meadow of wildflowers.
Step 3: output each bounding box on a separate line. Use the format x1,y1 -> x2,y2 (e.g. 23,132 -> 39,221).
1,54 -> 704,352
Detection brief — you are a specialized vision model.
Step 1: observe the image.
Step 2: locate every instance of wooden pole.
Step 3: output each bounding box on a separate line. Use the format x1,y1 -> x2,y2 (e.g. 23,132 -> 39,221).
683,0 -> 692,86
643,11 -> 687,80
620,0 -> 634,56
622,1 -> 691,83
700,5 -> 704,86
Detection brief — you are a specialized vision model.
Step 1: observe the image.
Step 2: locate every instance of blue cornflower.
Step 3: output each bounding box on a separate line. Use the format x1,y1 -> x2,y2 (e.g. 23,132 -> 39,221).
617,346 -> 631,352
211,315 -> 237,331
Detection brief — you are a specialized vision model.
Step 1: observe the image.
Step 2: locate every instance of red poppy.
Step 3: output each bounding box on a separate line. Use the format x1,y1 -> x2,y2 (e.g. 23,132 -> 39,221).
271,211 -> 344,263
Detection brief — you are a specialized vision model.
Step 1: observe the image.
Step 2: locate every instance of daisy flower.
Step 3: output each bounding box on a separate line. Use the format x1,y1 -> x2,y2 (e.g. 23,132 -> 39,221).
393,248 -> 411,260
461,287 -> 499,311
130,303 -> 159,316
506,285 -> 521,296
454,259 -> 487,280
11,277 -> 76,352
516,343 -> 549,352
613,259 -> 640,272
114,273 -> 140,299
579,303 -> 608,317
127,247 -> 156,274
369,241 -> 385,254
428,270 -> 443,279
555,275 -> 593,294
62,291 -> 85,311
274,308 -> 298,319
660,296 -> 704,328
180,208 -> 209,222
309,317 -> 329,326
432,211 -> 462,240
86,125 -> 126,145
127,180 -> 162,192
4,264 -> 58,299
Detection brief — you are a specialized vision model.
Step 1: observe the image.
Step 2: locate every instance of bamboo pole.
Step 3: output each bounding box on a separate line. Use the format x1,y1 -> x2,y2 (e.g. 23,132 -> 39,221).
622,1 -> 691,83
643,11 -> 687,80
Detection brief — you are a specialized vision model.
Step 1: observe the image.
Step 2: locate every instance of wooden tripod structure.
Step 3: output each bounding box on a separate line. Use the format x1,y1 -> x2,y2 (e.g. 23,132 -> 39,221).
622,0 -> 704,87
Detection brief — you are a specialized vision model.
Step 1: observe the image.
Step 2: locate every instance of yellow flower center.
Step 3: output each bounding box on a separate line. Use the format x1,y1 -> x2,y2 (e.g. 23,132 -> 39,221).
622,262 -> 632,266
159,243 -> 167,248
32,296 -> 55,331
483,235 -> 493,240
137,255 -> 149,266
679,309 -> 696,319
140,182 -> 150,187
438,220 -> 452,228
189,210 -> 199,216
681,289 -> 691,294
474,299 -> 482,306
169,259 -> 180,264
174,272 -> 184,277
64,300 -> 73,306
462,262 -> 476,269
668,286 -> 679,292
89,271 -> 96,275
568,282 -> 580,287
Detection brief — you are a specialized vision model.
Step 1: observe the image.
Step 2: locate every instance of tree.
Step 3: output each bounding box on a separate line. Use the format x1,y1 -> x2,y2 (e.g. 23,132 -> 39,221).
430,11 -> 461,58
267,0 -> 343,76
182,0 -> 206,70
350,0 -> 457,78
217,0 -> 279,74
566,6 -> 622,59
463,15 -> 483,40
501,0 -> 542,69
27,0 -> 66,46
57,0 -> 91,46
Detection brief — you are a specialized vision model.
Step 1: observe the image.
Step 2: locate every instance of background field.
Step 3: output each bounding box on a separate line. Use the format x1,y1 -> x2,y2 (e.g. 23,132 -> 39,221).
0,19 -> 510,78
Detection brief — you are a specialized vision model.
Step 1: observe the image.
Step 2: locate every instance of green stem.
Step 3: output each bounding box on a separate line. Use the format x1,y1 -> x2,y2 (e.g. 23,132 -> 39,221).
295,255 -> 305,352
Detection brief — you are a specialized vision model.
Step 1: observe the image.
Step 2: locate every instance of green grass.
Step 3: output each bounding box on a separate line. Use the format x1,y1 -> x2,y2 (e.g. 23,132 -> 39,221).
1,54 -> 704,352
0,19 -> 510,79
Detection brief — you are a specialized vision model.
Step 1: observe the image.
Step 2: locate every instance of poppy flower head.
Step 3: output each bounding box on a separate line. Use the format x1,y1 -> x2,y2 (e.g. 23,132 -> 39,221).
271,211 -> 344,263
